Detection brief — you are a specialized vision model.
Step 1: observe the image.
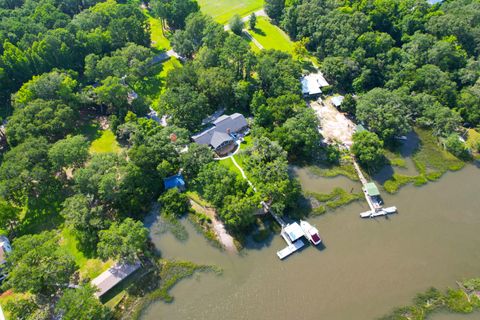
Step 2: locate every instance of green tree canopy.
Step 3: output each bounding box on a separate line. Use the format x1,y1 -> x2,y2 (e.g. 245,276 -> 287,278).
356,88 -> 411,141
97,218 -> 148,263
151,0 -> 200,30
229,14 -> 244,36
0,137 -> 52,206
158,188 -> 190,218
56,285 -> 111,320
352,131 -> 384,172
2,231 -> 76,297
48,135 -> 89,171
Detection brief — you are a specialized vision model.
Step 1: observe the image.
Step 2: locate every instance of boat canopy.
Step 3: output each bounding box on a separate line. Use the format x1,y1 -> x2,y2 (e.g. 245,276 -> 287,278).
284,223 -> 304,242
365,182 -> 380,196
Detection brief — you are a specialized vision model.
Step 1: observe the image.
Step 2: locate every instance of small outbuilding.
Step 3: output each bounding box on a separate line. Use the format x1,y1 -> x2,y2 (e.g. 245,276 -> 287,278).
355,124 -> 367,133
164,174 -> 186,191
331,95 -> 344,108
91,261 -> 141,298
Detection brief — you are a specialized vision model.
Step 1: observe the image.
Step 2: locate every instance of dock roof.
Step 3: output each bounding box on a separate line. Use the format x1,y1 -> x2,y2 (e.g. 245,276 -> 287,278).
284,223 -> 304,242
91,262 -> 140,298
365,182 -> 380,196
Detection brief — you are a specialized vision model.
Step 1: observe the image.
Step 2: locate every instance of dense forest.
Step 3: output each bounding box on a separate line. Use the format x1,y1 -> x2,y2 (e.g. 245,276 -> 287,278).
266,0 -> 480,159
0,0 -> 479,318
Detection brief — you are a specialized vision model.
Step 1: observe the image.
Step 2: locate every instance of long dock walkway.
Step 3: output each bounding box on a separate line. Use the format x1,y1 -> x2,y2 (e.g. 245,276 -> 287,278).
352,158 -> 376,212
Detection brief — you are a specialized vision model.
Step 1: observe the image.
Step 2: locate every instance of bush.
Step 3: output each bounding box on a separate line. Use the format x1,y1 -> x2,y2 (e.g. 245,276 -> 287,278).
340,94 -> 356,114
445,134 -> 470,160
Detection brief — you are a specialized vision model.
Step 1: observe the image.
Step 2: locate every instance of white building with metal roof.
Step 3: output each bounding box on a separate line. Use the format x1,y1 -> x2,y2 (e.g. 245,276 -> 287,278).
301,72 -> 330,97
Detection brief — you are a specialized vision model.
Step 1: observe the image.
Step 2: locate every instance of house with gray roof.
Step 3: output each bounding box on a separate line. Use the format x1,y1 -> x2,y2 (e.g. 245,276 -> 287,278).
192,113 -> 248,156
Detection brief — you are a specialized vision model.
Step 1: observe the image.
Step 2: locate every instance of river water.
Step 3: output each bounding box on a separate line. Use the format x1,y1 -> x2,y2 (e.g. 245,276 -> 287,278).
143,164 -> 480,320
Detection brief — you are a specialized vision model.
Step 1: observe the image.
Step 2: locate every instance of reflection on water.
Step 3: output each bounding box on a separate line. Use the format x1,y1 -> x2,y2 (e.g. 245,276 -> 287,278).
374,131 -> 421,184
143,165 -> 480,320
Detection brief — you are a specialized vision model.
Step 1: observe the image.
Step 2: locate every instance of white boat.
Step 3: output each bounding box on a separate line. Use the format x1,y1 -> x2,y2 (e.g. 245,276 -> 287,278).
300,220 -> 322,245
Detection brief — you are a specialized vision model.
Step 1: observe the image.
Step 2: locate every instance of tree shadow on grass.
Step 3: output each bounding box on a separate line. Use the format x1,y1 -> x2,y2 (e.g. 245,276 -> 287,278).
251,28 -> 266,36
134,62 -> 166,101
17,183 -> 65,236
78,121 -> 102,142
301,60 -> 318,73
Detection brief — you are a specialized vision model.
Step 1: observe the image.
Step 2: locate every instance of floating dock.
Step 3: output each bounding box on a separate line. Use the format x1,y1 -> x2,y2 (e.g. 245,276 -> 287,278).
262,202 -> 320,260
360,206 -> 397,218
276,223 -> 308,259
277,240 -> 305,260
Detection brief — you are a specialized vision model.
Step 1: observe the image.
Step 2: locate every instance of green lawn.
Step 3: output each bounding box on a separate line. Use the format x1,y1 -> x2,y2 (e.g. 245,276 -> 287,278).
219,135 -> 253,176
60,228 -> 113,280
148,16 -> 171,50
220,157 -> 242,176
89,130 -> 120,154
250,17 -> 294,53
197,0 -> 263,24
134,57 -> 181,107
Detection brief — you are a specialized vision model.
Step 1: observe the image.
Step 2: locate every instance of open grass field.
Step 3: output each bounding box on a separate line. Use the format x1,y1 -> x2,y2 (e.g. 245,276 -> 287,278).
89,130 -> 120,154
148,15 -> 171,51
250,17 -> 294,53
197,0 -> 263,24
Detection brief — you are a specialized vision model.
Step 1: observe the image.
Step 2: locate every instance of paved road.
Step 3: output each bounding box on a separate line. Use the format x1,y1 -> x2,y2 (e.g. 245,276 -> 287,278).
224,9 -> 267,31
242,29 -> 264,50
152,8 -> 268,62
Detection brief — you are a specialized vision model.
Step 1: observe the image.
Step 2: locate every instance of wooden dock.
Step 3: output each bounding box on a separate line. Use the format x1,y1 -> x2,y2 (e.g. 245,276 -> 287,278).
352,157 -> 398,219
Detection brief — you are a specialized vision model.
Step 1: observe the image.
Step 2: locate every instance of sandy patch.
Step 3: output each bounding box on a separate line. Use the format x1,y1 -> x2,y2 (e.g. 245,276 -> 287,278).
310,97 -> 355,148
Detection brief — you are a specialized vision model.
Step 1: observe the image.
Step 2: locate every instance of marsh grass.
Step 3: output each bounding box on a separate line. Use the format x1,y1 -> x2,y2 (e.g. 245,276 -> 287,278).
154,213 -> 189,242
307,162 -> 359,181
306,187 -> 363,215
383,129 -> 464,193
380,279 -> 480,320
126,259 -> 221,320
